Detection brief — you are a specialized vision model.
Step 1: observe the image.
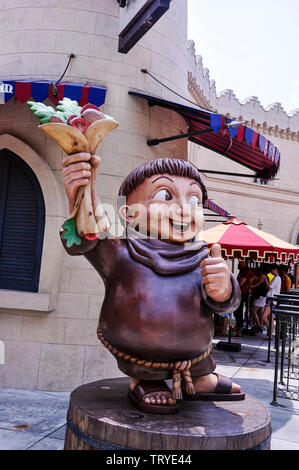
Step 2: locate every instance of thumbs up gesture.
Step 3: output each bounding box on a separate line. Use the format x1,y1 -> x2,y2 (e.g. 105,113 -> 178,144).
200,244 -> 232,303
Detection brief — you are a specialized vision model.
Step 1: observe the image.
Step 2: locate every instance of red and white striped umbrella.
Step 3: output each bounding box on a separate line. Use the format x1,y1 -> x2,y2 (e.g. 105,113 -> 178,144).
200,218 -> 299,263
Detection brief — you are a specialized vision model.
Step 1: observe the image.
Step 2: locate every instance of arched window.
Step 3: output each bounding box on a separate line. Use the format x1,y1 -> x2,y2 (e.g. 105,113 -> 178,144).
0,149 -> 45,292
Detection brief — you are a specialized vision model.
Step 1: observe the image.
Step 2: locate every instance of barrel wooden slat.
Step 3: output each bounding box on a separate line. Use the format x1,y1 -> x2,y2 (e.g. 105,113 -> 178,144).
64,378 -> 271,450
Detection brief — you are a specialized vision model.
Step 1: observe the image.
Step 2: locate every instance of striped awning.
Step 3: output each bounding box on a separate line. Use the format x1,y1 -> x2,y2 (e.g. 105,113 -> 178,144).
0,80 -> 106,107
129,91 -> 280,182
204,199 -> 231,217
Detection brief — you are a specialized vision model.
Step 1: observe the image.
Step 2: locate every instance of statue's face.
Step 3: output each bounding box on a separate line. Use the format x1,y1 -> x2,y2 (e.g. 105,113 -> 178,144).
121,174 -> 205,243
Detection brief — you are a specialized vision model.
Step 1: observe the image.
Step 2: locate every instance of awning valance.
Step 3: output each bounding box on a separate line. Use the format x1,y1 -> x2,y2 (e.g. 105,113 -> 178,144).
128,91 -> 280,182
201,218 -> 299,262
0,80 -> 106,107
204,199 -> 230,217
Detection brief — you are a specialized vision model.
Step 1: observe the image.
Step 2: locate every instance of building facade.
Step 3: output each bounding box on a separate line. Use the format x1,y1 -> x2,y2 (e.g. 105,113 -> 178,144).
0,0 -> 298,391
187,40 -> 299,244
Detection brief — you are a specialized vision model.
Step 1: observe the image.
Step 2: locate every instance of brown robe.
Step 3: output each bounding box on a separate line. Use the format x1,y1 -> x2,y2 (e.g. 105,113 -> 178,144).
61,229 -> 241,379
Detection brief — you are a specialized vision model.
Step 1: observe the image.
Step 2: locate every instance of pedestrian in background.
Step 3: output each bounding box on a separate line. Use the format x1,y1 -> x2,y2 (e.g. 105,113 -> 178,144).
250,265 -> 270,333
233,261 -> 254,337
280,265 -> 291,293
261,264 -> 281,339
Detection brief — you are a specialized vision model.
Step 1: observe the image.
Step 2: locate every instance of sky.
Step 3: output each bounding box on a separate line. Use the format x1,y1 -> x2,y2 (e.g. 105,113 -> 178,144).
188,0 -> 299,114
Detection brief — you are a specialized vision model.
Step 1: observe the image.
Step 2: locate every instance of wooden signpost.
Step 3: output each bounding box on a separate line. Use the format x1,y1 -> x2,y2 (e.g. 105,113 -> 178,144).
118,0 -> 172,53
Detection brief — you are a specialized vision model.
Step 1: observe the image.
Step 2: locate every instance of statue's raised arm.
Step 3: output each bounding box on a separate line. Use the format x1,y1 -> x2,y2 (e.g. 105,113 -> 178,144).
27,98 -> 118,247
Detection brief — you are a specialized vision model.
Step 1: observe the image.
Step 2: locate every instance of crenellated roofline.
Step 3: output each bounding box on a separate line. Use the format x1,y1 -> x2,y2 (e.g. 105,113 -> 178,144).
187,40 -> 299,141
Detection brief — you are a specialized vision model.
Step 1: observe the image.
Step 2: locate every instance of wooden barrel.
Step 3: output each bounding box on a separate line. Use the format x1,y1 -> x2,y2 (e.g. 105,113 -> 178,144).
64,378 -> 271,450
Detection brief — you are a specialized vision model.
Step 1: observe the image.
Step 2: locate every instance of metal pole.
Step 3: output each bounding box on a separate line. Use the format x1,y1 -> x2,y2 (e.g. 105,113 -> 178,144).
271,315 -> 280,407
267,299 -> 274,363
280,321 -> 286,386
147,128 -> 214,147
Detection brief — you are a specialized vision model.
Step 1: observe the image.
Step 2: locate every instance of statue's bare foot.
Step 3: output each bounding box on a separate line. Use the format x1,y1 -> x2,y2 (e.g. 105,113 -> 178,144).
192,373 -> 241,393
130,378 -> 176,405
128,379 -> 180,414
183,373 -> 245,401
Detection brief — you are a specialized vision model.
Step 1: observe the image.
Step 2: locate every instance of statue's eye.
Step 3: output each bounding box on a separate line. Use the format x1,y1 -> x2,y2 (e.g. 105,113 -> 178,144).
188,195 -> 202,206
153,189 -> 172,201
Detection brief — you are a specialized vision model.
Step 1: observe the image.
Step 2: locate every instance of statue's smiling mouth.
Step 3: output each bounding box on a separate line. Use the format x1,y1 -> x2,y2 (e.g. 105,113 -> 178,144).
170,219 -> 191,232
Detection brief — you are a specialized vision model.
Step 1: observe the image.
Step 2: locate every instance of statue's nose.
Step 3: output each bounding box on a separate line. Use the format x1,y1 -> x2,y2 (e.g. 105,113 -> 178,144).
175,203 -> 191,219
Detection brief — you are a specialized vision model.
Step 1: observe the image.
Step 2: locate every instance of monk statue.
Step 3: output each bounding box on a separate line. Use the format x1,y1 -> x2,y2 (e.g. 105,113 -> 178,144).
61,154 -> 244,414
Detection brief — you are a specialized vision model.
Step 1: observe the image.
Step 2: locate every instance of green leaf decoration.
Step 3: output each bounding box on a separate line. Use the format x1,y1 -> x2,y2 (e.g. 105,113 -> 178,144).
56,97 -> 82,120
61,218 -> 82,248
27,101 -> 67,124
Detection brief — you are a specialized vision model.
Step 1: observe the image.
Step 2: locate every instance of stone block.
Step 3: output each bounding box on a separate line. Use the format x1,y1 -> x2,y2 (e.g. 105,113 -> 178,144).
88,294 -> 104,319
6,7 -> 43,31
60,249 -> 91,269
99,150 -> 136,178
55,31 -> 92,56
41,7 -> 76,31
83,344 -> 125,383
1,31 -> 26,54
23,30 -> 57,54
69,267 -> 103,295
0,340 -> 41,389
21,317 -> 66,344
96,173 -> 123,199
35,51 -> 70,79
65,319 -> 98,346
58,266 -> 71,293
95,12 -> 119,38
74,9 -> 97,35
2,0 -> 49,7
37,343 -> 85,391
0,314 -> 22,340
9,121 -> 46,156
54,293 -> 89,319
42,140 -> 64,171
117,130 -> 148,157
91,35 -> 119,61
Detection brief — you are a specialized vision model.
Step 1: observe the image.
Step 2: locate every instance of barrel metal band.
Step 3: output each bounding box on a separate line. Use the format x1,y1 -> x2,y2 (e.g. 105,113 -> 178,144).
66,414 -> 131,450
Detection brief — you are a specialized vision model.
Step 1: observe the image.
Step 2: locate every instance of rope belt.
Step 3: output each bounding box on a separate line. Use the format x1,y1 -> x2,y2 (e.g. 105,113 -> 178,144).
97,328 -> 213,400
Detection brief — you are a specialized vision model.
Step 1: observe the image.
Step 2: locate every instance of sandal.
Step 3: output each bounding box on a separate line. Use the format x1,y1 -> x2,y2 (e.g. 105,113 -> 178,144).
183,373 -> 245,402
128,380 -> 181,415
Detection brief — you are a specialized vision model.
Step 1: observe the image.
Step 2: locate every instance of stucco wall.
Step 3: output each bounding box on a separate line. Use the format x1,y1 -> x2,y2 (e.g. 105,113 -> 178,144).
0,0 -> 189,390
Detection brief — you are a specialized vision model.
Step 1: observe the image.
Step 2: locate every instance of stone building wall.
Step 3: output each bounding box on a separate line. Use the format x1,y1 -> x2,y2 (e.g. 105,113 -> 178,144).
0,0 -> 189,390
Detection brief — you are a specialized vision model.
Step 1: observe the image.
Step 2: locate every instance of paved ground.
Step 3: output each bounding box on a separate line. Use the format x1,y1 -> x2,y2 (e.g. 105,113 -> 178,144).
0,334 -> 299,450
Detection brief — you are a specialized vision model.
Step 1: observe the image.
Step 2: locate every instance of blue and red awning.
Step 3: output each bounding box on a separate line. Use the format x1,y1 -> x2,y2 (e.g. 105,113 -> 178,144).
204,199 -> 230,217
0,80 -> 106,107
128,91 -> 280,182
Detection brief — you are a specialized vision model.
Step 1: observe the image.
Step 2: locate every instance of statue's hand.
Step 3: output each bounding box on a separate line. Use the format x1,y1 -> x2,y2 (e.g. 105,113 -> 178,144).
200,243 -> 232,303
62,153 -> 101,214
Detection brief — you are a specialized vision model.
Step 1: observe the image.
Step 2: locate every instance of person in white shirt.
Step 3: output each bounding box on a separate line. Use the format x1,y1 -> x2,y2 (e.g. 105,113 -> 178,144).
261,264 -> 281,339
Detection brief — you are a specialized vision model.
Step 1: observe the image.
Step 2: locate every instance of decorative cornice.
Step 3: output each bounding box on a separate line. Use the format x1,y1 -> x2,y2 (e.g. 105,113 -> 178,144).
187,40 -> 299,141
